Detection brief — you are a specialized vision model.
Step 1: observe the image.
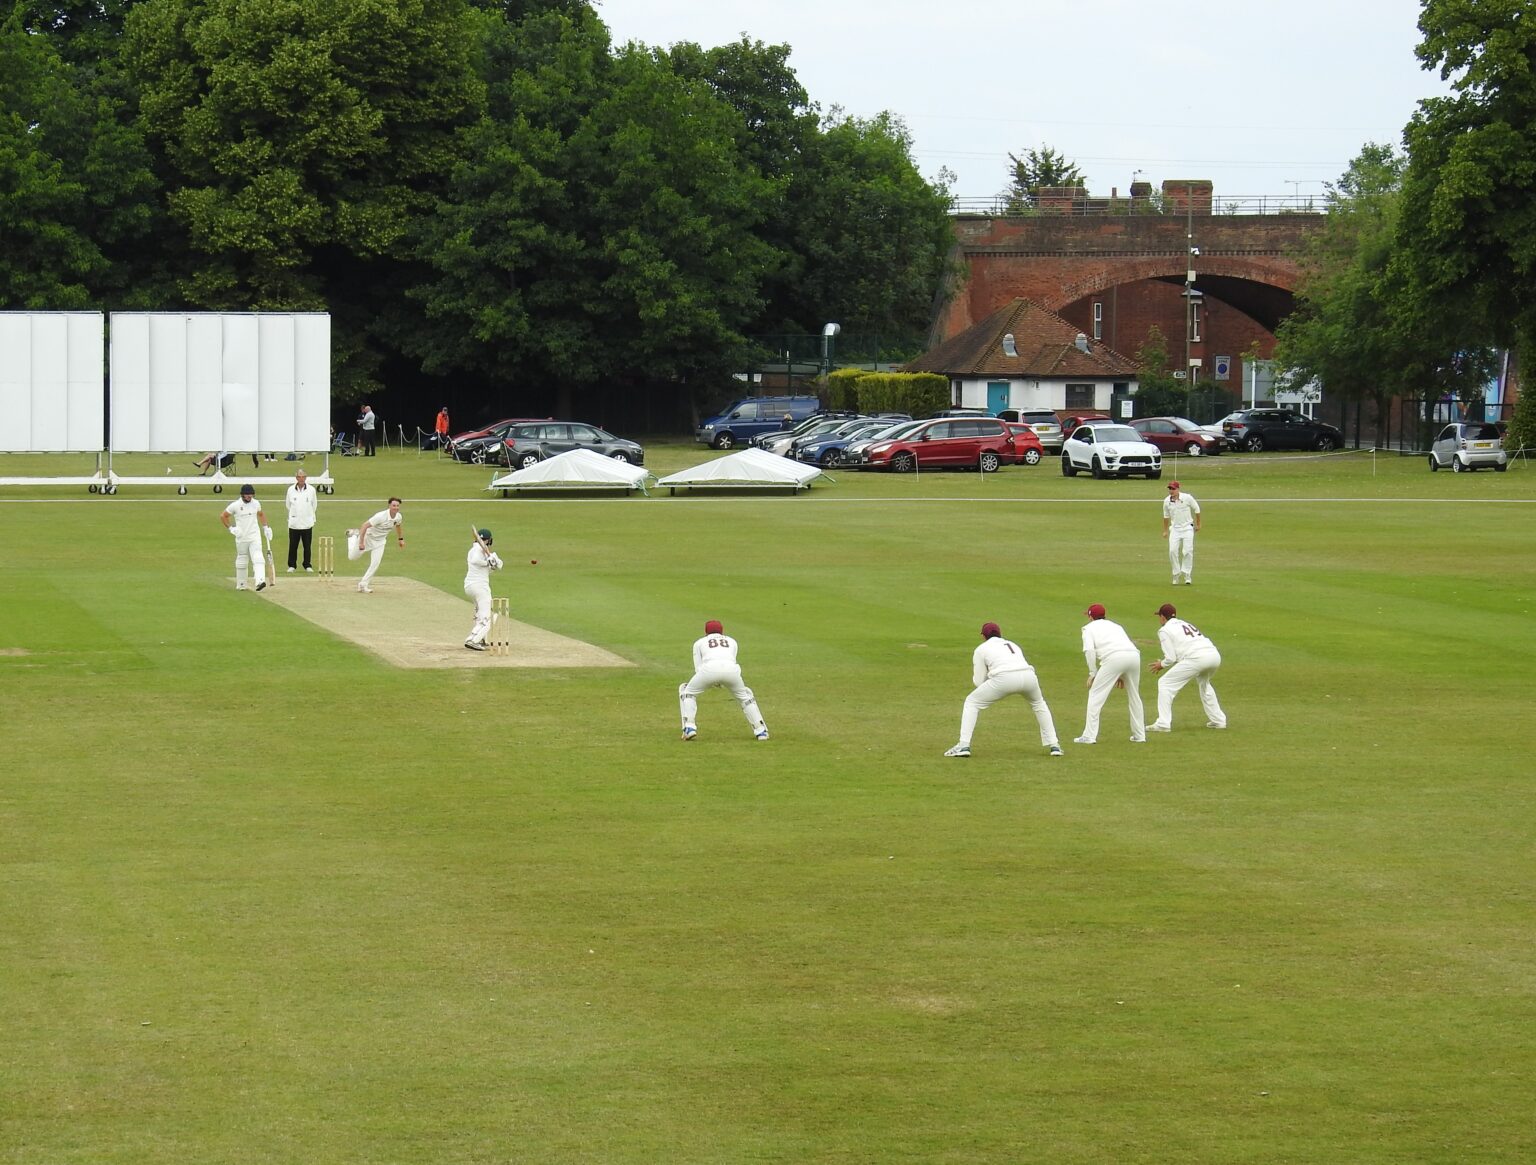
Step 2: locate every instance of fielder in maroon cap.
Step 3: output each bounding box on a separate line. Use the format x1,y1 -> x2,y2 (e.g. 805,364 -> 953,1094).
679,620 -> 769,742
942,622 -> 1063,758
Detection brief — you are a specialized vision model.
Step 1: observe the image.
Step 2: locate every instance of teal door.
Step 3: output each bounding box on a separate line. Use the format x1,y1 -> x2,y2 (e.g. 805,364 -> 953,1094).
987,382 -> 1010,415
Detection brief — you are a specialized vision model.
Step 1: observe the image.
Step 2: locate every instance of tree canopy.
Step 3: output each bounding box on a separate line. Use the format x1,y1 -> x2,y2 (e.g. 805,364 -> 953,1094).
1002,145 -> 1084,213
0,0 -> 956,417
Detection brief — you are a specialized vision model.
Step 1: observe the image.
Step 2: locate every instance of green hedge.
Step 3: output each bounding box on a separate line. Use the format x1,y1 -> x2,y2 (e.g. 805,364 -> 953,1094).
853,372 -> 950,417
825,368 -> 868,411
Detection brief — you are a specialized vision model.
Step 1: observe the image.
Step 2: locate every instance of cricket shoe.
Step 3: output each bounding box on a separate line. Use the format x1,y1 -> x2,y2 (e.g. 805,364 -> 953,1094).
1073,736 -> 1095,745
1130,737 -> 1146,743
755,729 -> 770,741
255,581 -> 266,592
286,566 -> 294,573
357,583 -> 372,593
943,744 -> 970,757
236,584 -> 247,591
1148,724 -> 1171,733
1048,745 -> 1064,756
682,727 -> 697,741
1206,722 -> 1227,729
464,640 -> 486,651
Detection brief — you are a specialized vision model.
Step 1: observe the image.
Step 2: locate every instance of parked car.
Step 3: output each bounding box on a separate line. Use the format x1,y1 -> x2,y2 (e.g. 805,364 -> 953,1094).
792,418 -> 896,465
697,395 -> 821,448
760,415 -> 859,457
1130,416 -> 1227,456
749,409 -> 861,449
1060,412 -> 1113,439
1222,408 -> 1343,452
1002,423 -> 1046,465
998,409 -> 1065,453
853,416 -> 1016,473
927,407 -> 996,419
1061,422 -> 1163,479
1428,421 -> 1507,472
1196,412 -> 1245,441
496,421 -> 646,468
450,418 -> 546,463
840,419 -> 927,465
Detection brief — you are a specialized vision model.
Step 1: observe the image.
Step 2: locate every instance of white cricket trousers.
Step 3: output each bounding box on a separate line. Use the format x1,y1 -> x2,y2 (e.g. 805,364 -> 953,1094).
349,536 -> 387,586
1081,649 -> 1145,742
233,534 -> 263,587
679,662 -> 766,735
959,667 -> 1059,748
1154,648 -> 1226,729
1169,526 -> 1195,581
465,581 -> 492,643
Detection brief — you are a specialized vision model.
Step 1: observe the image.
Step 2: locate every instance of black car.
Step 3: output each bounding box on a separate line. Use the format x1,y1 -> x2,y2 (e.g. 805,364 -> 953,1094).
1222,409 -> 1343,452
496,421 -> 645,468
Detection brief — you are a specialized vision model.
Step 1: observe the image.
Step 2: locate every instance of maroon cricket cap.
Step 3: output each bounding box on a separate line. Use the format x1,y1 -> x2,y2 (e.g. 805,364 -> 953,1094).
704,619 -> 723,634
1168,480 -> 1181,490
1085,603 -> 1106,619
980,622 -> 1001,639
1157,603 -> 1178,618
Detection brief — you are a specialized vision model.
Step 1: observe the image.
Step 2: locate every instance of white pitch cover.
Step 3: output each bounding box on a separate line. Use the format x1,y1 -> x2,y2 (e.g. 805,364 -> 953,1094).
108,312 -> 331,453
0,312 -> 105,453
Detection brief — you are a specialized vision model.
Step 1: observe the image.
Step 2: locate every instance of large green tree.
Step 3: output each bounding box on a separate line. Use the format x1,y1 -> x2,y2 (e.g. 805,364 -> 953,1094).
1398,0 -> 1535,445
123,0 -> 485,393
0,5 -> 159,309
1276,142 -> 1495,425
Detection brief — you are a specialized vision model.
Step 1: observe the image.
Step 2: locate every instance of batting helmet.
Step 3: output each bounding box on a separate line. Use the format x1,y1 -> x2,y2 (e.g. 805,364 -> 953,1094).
478,528 -> 493,544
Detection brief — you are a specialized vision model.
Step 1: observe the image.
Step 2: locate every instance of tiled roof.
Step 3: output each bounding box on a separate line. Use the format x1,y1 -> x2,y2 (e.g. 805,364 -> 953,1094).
905,299 -> 1139,378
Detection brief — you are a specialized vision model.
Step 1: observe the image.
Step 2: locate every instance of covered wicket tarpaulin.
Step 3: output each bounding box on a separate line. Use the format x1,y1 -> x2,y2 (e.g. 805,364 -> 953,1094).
488,447 -> 653,494
656,447 -> 826,494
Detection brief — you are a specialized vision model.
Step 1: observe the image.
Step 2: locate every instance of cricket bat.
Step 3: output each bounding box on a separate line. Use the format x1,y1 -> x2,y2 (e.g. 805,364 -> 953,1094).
263,525 -> 277,588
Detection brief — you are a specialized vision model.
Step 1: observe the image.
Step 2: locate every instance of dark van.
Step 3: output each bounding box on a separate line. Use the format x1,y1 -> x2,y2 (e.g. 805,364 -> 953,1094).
696,395 -> 821,448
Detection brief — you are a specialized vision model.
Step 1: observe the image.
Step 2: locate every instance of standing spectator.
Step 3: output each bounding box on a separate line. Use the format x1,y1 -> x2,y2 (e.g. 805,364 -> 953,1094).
1148,603 -> 1227,731
219,483 -> 271,592
346,497 -> 404,593
463,528 -> 502,650
358,404 -> 378,456
435,407 -> 451,448
1162,480 -> 1201,585
678,620 -> 769,742
1075,603 -> 1146,744
284,468 -> 318,572
943,621 -> 1063,758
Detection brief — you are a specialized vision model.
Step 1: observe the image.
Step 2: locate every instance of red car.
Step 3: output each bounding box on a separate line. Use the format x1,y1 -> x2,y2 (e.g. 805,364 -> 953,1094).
854,417 -> 1016,473
1129,416 -> 1226,456
1002,423 -> 1046,465
1060,413 -> 1113,439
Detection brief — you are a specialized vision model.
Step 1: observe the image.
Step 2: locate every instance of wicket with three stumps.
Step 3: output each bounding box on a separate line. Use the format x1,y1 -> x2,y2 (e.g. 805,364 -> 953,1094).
316,535 -> 335,579
489,597 -> 511,655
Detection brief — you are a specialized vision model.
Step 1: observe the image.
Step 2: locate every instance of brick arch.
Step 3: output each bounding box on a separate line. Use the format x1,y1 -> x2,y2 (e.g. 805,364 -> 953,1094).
1046,254 -> 1301,312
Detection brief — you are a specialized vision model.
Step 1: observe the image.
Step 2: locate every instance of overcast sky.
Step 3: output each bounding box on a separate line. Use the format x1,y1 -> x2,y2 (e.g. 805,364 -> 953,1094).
599,0 -> 1449,206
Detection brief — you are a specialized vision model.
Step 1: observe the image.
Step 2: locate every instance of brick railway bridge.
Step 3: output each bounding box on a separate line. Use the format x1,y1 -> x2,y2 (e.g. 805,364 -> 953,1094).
933,189 -> 1325,401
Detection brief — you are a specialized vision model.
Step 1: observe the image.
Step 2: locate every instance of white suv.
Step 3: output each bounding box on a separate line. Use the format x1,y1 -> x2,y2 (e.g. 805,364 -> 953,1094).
1428,422 -> 1507,472
1061,422 -> 1163,480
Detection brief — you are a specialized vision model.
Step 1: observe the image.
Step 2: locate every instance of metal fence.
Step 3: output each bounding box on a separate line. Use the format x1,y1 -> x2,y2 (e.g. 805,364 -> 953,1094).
1320,397 -> 1515,453
949,194 -> 1325,218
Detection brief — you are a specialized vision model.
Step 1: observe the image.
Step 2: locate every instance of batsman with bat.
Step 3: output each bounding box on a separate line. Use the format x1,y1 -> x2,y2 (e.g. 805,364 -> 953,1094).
463,526 -> 503,651
219,483 -> 272,592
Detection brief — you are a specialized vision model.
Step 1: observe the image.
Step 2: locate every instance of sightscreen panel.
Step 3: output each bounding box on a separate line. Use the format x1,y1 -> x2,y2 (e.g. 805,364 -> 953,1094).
0,312 -> 104,452
109,312 -> 331,452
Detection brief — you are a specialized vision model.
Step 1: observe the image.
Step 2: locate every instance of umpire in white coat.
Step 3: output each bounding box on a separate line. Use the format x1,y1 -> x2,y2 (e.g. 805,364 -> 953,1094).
284,469 -> 318,572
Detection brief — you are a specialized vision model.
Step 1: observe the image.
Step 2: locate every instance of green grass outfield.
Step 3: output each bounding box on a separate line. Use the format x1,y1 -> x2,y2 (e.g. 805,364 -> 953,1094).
3,443 -> 1533,1164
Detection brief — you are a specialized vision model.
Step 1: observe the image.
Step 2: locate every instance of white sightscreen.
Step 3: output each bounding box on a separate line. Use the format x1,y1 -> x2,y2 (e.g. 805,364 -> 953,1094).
108,312 -> 331,453
0,312 -> 106,452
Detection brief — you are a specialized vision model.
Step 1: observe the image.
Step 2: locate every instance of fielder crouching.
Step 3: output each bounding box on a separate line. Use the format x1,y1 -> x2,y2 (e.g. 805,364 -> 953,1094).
678,619 -> 769,742
944,621 -> 1063,758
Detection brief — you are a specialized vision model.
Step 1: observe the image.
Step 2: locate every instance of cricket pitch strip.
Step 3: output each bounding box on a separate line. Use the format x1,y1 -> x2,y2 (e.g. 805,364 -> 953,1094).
261,576 -> 633,670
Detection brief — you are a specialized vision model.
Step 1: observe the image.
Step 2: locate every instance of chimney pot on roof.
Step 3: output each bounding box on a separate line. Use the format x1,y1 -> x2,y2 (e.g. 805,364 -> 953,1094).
1002,333 -> 1017,357
1075,333 -> 1089,353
